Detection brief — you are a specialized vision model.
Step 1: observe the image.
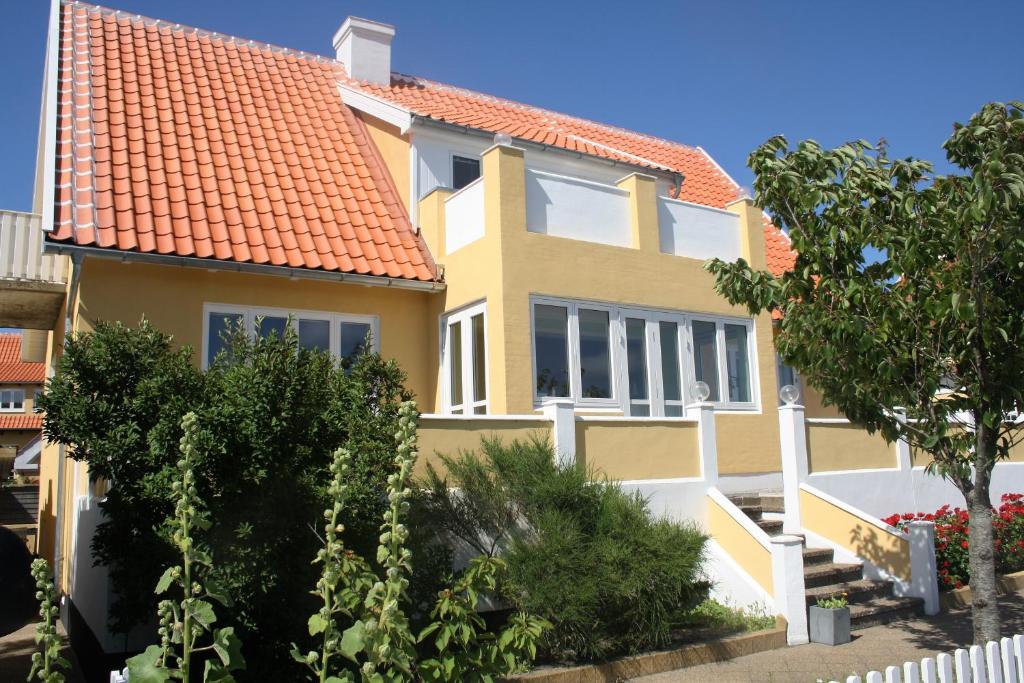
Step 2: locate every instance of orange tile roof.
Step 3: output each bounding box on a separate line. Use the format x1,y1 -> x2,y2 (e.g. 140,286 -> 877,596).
49,3 -> 437,283
0,335 -> 46,384
0,415 -> 43,431
345,74 -> 796,276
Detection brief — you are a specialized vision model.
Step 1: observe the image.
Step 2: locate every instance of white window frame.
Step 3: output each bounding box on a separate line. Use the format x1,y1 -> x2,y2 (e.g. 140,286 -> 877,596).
0,388 -> 25,412
201,303 -> 379,370
531,296 -> 621,410
450,152 -> 482,191
441,301 -> 489,415
530,295 -> 760,413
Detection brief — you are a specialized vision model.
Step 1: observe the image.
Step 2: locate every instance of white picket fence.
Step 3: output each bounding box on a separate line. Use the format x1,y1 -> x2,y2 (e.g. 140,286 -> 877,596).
832,634 -> 1024,683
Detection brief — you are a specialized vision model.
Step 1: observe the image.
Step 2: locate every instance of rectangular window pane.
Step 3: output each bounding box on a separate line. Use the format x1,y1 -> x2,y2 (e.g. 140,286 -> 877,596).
340,322 -> 372,367
298,319 -> 330,352
692,320 -> 720,402
452,155 -> 481,190
626,318 -> 648,401
207,312 -> 243,365
631,403 -> 651,417
578,309 -> 612,399
256,315 -> 288,340
471,313 -> 486,404
659,321 -> 682,402
534,304 -> 570,398
725,324 -> 752,403
449,321 -> 463,407
664,404 -> 684,417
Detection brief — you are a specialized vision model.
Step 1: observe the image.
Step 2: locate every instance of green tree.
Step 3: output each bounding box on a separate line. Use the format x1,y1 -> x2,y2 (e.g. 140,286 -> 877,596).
705,102 -> 1024,642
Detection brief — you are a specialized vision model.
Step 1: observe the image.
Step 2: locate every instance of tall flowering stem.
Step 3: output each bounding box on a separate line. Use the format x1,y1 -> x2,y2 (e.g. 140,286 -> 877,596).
126,411 -> 244,682
27,558 -> 68,682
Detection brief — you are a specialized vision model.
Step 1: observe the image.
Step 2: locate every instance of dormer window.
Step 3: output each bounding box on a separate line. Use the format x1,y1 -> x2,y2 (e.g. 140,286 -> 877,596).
452,155 -> 481,190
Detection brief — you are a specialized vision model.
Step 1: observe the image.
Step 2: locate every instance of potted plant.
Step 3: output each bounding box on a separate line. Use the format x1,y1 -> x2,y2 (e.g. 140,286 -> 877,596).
809,593 -> 850,645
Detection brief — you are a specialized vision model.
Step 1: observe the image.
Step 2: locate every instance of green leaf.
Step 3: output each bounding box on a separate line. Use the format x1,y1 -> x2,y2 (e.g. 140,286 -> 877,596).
308,613 -> 328,636
126,645 -> 173,683
203,659 -> 236,683
191,600 -> 217,628
212,627 -> 246,671
155,567 -> 176,595
339,621 -> 366,663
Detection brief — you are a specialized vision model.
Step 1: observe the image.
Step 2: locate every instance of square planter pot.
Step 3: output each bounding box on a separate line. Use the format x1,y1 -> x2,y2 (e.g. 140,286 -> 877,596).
809,605 -> 851,645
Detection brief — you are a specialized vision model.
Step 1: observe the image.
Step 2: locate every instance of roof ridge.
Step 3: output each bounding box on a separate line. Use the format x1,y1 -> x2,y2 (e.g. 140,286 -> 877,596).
66,0 -> 341,67
388,71 -> 702,156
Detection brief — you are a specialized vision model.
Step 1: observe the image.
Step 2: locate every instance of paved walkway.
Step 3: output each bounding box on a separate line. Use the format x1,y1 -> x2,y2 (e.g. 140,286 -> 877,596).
637,592 -> 1024,682
0,621 -> 85,682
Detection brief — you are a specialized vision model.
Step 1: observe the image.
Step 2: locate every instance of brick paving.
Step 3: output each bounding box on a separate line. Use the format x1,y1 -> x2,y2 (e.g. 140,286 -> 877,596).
636,592 -> 1024,682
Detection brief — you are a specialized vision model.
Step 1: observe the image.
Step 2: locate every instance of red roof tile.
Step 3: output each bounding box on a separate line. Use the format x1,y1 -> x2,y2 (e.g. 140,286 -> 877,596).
0,415 -> 43,431
0,336 -> 46,384
49,3 -> 437,283
345,75 -> 796,276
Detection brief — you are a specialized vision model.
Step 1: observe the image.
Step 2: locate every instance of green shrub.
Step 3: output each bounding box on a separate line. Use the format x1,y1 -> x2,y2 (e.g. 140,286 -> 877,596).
41,319 -> 446,679
421,437 -> 708,662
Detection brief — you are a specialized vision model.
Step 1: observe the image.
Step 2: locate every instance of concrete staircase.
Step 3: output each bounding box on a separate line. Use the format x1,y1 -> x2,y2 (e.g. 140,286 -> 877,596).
729,492 -> 924,630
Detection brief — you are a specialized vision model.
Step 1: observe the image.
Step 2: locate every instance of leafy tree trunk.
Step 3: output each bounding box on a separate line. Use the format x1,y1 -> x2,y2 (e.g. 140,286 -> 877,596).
967,426 -> 1000,644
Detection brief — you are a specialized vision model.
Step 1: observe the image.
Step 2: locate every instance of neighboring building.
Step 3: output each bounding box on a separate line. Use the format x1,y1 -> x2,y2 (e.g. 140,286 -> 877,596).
7,0 -> 1021,671
0,333 -> 45,451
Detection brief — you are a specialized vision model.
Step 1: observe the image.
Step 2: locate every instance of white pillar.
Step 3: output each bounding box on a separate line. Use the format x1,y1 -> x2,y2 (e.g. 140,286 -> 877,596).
770,534 -> 808,645
907,520 -> 940,615
778,403 -> 808,535
687,402 -> 718,486
543,398 -> 576,468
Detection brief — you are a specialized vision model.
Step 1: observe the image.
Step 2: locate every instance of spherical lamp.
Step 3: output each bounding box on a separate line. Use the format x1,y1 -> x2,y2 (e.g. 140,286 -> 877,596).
779,384 -> 800,405
693,381 -> 711,403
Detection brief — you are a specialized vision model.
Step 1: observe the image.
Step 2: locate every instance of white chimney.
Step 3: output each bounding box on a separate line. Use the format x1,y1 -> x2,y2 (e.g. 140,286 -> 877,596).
332,17 -> 395,86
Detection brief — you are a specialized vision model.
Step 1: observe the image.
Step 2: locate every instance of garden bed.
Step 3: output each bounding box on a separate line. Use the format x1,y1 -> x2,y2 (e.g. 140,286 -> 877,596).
509,619 -> 787,683
939,569 -> 1024,610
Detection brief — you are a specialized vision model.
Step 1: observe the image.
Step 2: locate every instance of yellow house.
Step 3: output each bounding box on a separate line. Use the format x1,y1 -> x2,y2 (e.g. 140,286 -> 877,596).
23,0 -> 1016,664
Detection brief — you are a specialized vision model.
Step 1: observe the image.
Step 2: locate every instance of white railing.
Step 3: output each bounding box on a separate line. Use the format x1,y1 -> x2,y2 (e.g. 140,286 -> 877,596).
444,178 -> 485,254
525,168 -> 632,247
0,210 -> 67,284
832,634 -> 1024,683
657,196 -> 741,261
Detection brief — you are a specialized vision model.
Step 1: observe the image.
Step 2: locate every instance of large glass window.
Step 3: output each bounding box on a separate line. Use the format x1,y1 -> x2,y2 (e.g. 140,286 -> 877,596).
204,305 -> 377,369
724,324 -> 752,403
534,304 -> 571,398
0,389 -> 25,412
691,320 -> 721,402
659,321 -> 684,417
444,303 -> 488,414
625,318 -> 650,416
578,309 -> 612,399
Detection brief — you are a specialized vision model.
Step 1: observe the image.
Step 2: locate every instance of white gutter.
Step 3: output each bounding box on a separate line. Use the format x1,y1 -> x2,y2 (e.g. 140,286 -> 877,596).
43,243 -> 446,292
36,0 -> 61,228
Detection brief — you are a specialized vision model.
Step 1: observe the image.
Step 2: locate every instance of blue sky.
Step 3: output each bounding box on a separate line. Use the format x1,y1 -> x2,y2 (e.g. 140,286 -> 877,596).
1,0 -> 1021,212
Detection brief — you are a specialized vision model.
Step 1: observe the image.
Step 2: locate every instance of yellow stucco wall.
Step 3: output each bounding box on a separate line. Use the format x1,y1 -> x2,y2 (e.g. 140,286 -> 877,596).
357,112 -> 411,213
802,384 -> 844,419
72,258 -> 439,407
800,488 -> 910,581
806,422 -> 897,473
575,420 -> 700,480
708,495 -> 773,593
416,417 -> 550,478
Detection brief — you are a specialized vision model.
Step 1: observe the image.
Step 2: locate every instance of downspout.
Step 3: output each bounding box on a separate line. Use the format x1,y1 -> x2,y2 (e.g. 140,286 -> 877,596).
53,251 -> 83,601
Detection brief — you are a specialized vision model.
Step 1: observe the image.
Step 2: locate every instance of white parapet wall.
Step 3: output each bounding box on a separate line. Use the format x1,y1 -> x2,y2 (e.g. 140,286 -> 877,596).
443,178 -> 485,254
525,168 -> 632,247
657,196 -> 741,261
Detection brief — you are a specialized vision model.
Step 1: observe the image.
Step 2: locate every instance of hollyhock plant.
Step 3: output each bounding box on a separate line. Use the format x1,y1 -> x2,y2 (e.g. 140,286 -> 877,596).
885,494 -> 1024,590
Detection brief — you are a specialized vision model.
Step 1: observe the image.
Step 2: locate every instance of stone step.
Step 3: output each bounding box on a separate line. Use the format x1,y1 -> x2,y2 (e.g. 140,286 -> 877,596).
759,494 -> 785,514
802,547 -> 835,566
848,597 -> 925,630
756,518 -> 784,535
737,504 -> 763,521
805,579 -> 891,607
802,562 -> 863,589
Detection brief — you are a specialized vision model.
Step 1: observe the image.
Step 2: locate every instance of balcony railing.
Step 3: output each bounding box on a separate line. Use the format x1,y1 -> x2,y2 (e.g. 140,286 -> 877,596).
0,211 -> 66,284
